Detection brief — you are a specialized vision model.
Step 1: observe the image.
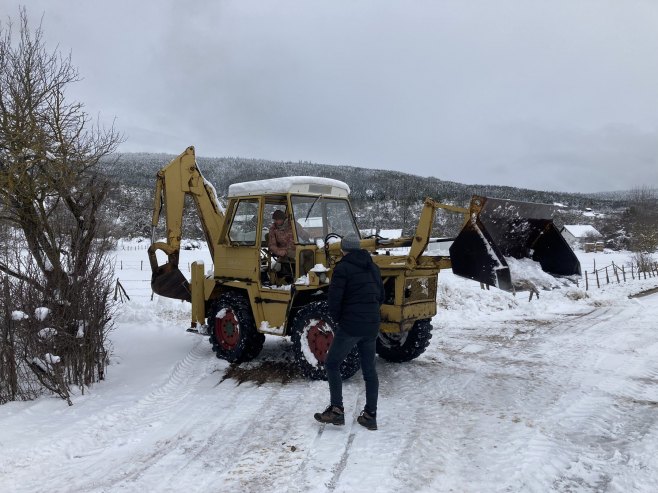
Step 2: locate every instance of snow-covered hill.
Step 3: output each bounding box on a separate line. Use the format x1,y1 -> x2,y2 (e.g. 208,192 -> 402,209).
1,244 -> 658,492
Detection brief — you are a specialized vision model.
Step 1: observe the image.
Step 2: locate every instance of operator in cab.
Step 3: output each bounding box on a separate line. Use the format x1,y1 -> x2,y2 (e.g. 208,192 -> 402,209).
268,209 -> 309,259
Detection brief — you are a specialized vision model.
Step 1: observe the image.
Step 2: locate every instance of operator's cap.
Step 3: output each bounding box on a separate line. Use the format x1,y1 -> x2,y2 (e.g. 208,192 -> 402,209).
272,210 -> 286,220
340,235 -> 361,252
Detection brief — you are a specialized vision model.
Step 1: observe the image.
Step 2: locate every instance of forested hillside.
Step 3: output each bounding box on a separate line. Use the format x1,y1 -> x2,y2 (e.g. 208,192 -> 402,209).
102,152 -> 639,246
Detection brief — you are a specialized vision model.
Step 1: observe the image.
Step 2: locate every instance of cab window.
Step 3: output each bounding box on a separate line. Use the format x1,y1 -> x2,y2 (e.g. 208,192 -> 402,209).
228,199 -> 259,245
291,196 -> 360,243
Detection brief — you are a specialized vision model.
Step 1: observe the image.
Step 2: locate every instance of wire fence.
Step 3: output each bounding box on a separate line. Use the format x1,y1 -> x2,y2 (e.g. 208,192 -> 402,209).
110,250 -> 658,300
582,260 -> 658,291
111,254 -> 201,303
117,244 -> 149,251
113,259 -> 197,272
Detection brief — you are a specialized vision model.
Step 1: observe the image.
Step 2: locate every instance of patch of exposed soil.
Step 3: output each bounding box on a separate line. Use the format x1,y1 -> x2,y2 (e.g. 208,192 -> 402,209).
221,360 -> 302,386
629,286 -> 658,298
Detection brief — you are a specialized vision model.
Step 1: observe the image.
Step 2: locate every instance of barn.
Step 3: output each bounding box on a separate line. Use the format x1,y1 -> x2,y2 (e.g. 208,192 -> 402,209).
561,225 -> 603,250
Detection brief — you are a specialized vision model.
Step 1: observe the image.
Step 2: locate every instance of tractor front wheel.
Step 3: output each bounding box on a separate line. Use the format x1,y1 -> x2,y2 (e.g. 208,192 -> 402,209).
376,319 -> 433,362
291,301 -> 360,381
209,292 -> 265,363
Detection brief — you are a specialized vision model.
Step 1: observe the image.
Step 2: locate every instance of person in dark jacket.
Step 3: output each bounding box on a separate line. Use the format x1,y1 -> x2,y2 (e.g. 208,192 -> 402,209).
314,234 -> 385,430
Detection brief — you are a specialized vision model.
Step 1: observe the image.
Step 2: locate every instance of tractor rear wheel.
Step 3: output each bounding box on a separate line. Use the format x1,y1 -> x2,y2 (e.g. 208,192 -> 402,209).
376,319 -> 433,362
209,292 -> 265,363
291,301 -> 360,381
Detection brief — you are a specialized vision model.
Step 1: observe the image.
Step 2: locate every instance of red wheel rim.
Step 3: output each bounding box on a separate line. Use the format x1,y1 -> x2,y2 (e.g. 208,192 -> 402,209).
215,309 -> 240,351
307,320 -> 334,363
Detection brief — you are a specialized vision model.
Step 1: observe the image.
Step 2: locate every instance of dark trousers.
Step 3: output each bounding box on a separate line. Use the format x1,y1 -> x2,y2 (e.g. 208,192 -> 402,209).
325,330 -> 379,415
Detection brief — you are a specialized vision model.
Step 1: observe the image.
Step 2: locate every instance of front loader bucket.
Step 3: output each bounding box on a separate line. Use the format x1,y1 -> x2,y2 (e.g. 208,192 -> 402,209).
148,245 -> 191,301
449,195 -> 581,291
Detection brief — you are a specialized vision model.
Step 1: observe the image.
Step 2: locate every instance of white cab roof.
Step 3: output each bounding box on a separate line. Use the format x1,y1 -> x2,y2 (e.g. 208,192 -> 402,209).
228,176 -> 350,198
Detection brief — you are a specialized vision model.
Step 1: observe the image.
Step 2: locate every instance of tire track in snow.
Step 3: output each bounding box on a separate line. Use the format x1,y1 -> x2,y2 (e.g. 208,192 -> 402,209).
409,306 -> 631,491
482,308 -> 627,491
284,389 -> 363,493
324,395 -> 368,492
387,368 -> 478,491
5,295 -> 658,492
486,304 -> 658,492
96,371 -> 333,492
0,338 -> 214,493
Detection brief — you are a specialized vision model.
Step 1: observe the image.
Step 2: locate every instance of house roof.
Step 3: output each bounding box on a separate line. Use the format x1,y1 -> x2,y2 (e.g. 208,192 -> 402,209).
562,225 -> 602,238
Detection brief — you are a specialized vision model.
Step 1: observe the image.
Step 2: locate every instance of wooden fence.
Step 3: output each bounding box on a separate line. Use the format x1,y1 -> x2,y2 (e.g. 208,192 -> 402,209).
583,260 -> 658,291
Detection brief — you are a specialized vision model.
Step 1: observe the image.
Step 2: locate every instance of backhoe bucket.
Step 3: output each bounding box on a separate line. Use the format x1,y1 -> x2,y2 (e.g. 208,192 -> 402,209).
449,195 -> 581,291
148,245 -> 191,301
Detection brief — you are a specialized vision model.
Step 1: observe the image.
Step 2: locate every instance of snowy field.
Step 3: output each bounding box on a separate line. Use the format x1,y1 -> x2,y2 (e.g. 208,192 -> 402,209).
1,241 -> 658,492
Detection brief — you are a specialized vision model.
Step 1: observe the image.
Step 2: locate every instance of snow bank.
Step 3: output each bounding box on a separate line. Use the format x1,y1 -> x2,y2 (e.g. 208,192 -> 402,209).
505,257 -> 561,290
11,310 -> 29,321
34,307 -> 51,321
38,328 -> 57,339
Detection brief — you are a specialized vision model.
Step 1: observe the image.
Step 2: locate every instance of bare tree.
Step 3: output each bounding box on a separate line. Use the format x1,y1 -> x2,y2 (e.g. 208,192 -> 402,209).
625,186 -> 658,255
0,9 -> 122,403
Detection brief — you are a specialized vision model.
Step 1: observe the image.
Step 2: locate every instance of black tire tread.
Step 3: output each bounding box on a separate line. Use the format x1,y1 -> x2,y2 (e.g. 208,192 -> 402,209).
208,292 -> 265,363
376,319 -> 433,362
291,301 -> 361,381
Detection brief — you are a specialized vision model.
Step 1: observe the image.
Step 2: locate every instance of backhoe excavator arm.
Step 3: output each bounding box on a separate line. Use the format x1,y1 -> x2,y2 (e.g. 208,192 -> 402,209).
148,146 -> 225,301
405,198 -> 468,268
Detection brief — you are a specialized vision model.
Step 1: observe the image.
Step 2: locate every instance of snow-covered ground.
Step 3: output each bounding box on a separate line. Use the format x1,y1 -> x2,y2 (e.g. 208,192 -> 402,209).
1,242 -> 658,492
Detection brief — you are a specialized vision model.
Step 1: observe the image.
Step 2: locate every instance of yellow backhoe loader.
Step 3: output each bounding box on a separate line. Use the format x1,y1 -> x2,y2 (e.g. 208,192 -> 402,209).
148,147 -> 580,379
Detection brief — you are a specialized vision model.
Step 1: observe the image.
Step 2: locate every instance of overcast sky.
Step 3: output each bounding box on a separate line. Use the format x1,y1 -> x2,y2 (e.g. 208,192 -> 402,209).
3,0 -> 658,193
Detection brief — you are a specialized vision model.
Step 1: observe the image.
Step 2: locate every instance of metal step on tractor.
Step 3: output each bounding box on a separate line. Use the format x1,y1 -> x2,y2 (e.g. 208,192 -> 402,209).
148,146 -> 581,380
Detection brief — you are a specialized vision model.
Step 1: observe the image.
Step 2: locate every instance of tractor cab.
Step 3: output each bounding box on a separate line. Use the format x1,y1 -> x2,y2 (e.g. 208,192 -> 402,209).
217,176 -> 358,286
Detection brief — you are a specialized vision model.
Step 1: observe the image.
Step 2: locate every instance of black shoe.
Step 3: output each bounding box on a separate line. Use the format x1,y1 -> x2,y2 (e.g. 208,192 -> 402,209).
357,410 -> 377,430
314,405 -> 345,426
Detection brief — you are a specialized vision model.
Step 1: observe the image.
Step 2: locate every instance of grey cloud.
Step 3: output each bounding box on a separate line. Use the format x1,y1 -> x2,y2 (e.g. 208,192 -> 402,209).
4,0 -> 658,193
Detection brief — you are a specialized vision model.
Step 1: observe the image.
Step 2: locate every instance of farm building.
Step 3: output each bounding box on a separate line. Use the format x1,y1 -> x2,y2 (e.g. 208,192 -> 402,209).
561,225 -> 603,250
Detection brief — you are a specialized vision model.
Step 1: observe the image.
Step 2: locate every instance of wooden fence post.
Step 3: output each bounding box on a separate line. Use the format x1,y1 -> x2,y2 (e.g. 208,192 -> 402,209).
596,269 -> 600,288
613,262 -> 620,283
631,263 -> 635,280
585,271 -> 589,291
113,280 -> 130,302
621,265 -> 626,282
605,266 -> 610,284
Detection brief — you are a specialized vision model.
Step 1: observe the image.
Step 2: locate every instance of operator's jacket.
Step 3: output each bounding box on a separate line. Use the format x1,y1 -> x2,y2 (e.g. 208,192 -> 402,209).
328,249 -> 385,338
268,221 -> 295,257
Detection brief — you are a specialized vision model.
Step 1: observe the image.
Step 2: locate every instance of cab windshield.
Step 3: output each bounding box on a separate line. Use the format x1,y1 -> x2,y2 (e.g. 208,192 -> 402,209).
291,196 -> 360,245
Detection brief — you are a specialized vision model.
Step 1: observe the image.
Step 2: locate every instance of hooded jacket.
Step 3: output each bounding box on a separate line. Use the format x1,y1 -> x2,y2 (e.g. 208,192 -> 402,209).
328,249 -> 385,337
